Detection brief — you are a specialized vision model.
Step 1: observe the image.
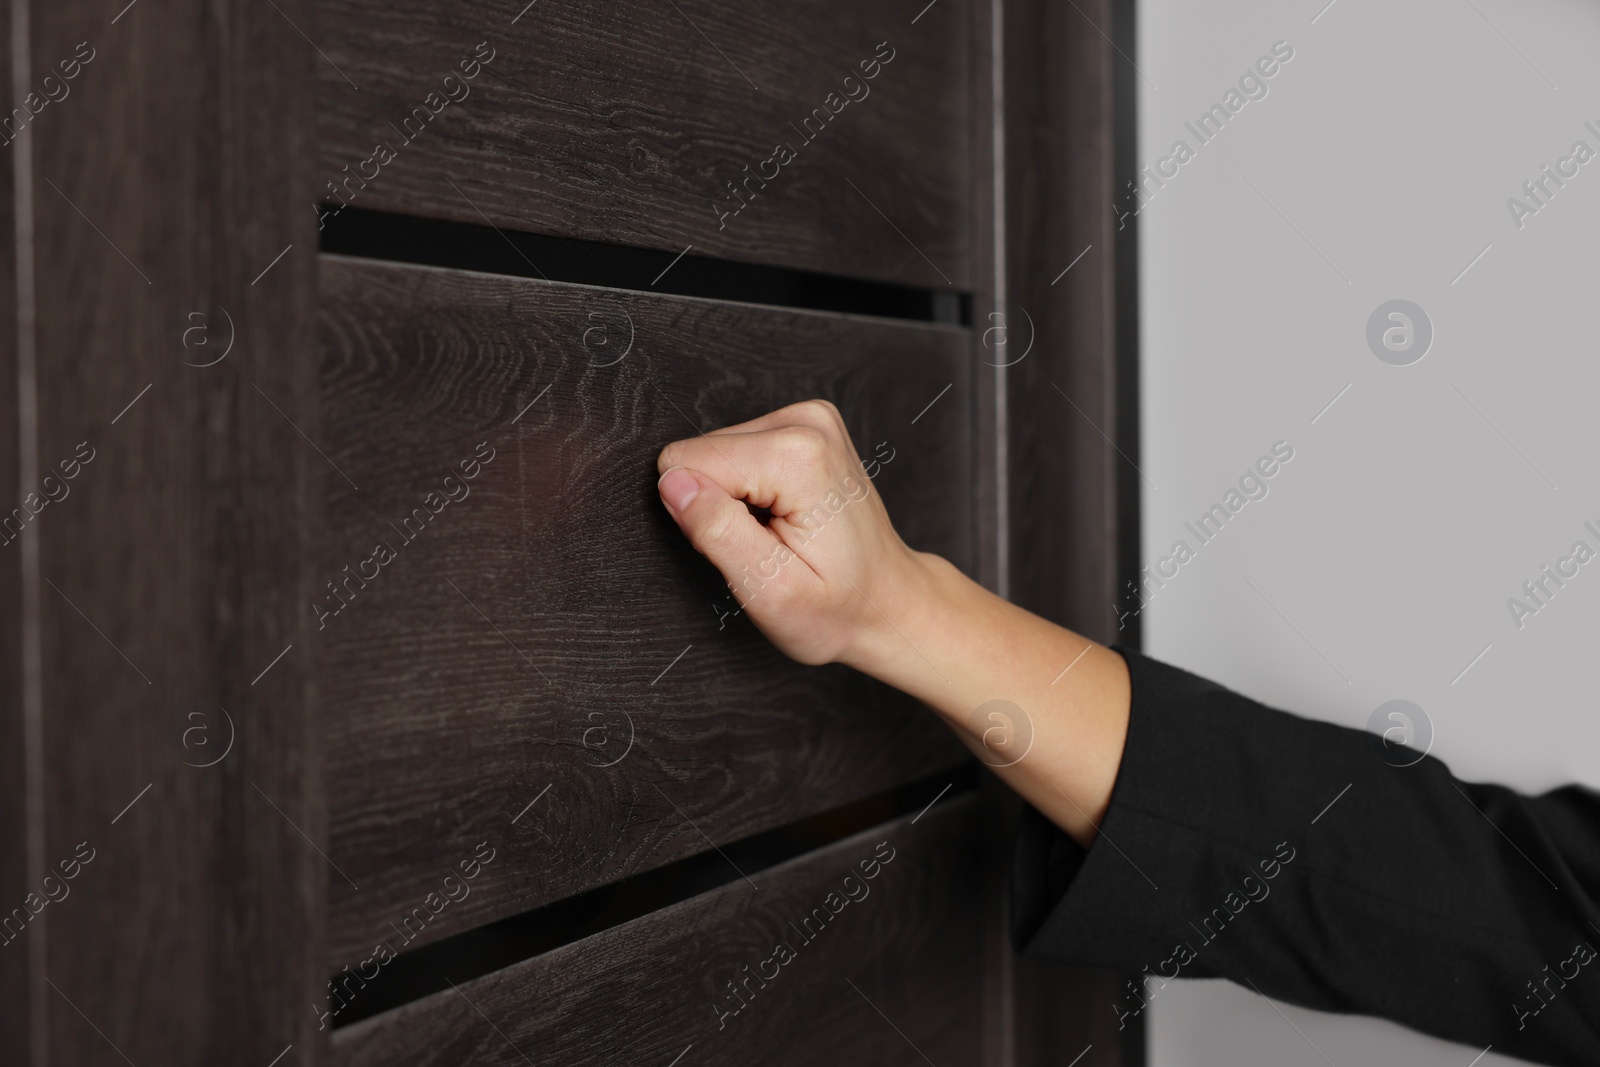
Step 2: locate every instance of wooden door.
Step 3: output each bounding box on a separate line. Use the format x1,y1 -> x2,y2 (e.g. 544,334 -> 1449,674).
0,0 -> 1140,1063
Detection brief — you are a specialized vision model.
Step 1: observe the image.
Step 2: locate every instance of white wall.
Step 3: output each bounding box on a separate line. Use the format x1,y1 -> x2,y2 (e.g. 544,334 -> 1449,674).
1136,1 -> 1600,1064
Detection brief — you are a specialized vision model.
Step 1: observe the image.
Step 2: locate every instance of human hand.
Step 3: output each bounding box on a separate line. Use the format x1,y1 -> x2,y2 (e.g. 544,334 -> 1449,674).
656,399 -> 932,667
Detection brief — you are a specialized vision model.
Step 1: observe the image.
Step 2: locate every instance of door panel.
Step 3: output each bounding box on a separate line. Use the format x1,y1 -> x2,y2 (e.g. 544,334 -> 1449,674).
329,798 -> 979,1067
6,0 -> 1139,1059
318,257 -> 972,966
314,0 -> 971,287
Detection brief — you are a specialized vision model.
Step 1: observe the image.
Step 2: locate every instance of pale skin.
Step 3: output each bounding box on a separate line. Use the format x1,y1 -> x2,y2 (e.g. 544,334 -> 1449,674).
656,399 -> 1131,849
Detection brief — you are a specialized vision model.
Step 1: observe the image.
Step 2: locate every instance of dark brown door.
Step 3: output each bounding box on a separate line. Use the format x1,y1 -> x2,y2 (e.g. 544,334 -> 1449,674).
0,1 -> 1138,1063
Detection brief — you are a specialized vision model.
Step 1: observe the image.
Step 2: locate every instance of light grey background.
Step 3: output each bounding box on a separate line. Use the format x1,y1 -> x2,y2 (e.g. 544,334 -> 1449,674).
1136,1 -> 1600,1064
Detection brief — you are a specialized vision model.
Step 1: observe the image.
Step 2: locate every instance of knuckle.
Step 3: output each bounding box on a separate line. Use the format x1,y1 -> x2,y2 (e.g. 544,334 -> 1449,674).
799,398 -> 846,434
773,425 -> 829,465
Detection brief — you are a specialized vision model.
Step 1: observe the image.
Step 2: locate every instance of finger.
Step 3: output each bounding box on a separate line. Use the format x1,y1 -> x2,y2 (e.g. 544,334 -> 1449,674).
709,401 -> 866,478
657,466 -> 796,595
703,398 -> 845,439
657,425 -> 843,513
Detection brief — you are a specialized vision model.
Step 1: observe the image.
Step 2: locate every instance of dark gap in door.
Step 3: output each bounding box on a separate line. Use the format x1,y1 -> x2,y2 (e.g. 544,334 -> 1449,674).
329,764 -> 979,1028
320,206 -> 970,326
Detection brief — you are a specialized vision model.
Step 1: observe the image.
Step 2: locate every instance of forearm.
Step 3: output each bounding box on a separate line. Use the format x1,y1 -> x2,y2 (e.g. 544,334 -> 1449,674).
840,551 -> 1131,848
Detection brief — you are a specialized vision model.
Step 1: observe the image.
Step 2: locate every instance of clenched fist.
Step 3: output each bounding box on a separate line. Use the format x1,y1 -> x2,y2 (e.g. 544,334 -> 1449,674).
655,399 -> 930,667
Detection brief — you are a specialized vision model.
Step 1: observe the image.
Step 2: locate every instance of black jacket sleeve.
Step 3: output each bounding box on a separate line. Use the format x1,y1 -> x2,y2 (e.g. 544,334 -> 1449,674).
1013,647 -> 1600,1067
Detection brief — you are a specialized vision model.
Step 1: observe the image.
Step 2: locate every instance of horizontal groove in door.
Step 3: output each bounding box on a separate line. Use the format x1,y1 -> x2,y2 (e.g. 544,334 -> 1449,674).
319,258 -> 975,969
320,207 -> 970,325
315,0 -> 971,288
330,798 -> 981,1065
330,766 -> 976,1027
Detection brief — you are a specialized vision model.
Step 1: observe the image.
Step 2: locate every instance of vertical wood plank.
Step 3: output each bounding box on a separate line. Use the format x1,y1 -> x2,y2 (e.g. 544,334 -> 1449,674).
1006,0 -> 1126,640
978,0 -> 1142,1063
1110,0 -> 1143,659
967,2 -> 1015,1064
25,0 -> 322,1062
0,0 -> 29,1057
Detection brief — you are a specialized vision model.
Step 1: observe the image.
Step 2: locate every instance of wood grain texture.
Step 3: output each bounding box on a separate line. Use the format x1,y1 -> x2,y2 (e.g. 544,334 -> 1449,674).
0,2 -> 26,1055
318,257 -> 973,968
27,0 -> 324,1062
315,0 -> 970,289
331,798 -> 979,1067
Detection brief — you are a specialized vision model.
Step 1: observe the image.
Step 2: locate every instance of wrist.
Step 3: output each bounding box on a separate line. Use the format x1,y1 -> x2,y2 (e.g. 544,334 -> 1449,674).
838,548 -> 969,687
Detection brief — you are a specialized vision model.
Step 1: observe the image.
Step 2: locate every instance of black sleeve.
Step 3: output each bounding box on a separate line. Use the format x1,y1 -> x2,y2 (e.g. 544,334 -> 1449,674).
1012,646 -> 1600,1067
